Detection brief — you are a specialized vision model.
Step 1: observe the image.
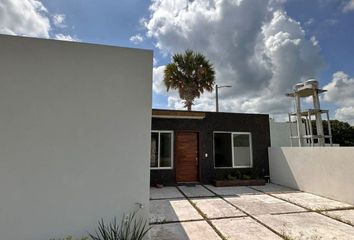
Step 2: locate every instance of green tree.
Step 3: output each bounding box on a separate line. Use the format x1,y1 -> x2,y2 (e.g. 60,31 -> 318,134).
311,120 -> 354,146
164,49 -> 215,111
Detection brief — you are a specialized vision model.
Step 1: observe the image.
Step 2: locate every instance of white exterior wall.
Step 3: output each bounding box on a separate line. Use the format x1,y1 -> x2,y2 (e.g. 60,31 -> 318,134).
269,119 -> 301,147
269,119 -> 338,147
0,35 -> 152,240
269,119 -> 291,147
269,147 -> 354,205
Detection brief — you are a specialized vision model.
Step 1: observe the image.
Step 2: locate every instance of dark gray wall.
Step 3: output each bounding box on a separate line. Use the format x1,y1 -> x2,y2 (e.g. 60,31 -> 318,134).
151,110 -> 271,185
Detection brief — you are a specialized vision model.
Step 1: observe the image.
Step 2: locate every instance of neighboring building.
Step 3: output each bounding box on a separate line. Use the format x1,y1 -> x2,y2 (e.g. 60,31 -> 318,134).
0,34 -> 152,240
150,109 -> 271,185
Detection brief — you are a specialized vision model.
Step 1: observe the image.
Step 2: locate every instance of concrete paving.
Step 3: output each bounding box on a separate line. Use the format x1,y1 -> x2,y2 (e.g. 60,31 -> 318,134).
149,221 -> 221,240
257,212 -> 354,239
323,209 -> 354,225
251,183 -> 299,194
225,194 -> 306,216
191,197 -> 246,219
150,199 -> 203,223
150,184 -> 354,239
178,185 -> 215,198
150,186 -> 184,199
273,192 -> 352,210
205,185 -> 260,196
212,217 -> 282,239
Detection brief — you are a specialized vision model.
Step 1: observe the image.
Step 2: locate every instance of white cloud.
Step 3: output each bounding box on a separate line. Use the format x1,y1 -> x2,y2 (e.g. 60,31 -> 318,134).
0,0 -> 50,37
305,18 -> 314,26
152,65 -> 167,94
129,34 -> 144,44
153,58 -> 158,66
0,0 -> 77,42
323,19 -> 338,28
323,71 -> 354,124
146,0 -> 323,115
53,14 -> 66,28
54,34 -> 79,42
343,0 -> 354,12
323,71 -> 354,106
335,107 -> 354,124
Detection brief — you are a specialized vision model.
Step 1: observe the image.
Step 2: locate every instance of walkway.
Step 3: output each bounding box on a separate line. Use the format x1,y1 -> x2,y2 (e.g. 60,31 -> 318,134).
149,184 -> 354,239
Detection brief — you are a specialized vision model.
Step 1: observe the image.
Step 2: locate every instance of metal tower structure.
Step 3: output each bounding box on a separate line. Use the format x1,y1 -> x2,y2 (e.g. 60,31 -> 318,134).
286,79 -> 333,147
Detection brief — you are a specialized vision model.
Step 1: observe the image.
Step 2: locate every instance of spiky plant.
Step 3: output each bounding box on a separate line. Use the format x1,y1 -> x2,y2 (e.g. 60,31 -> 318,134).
89,211 -> 150,240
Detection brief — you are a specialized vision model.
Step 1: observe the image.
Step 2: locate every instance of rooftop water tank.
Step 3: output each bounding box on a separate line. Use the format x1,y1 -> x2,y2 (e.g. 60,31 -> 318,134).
304,79 -> 318,89
294,83 -> 304,91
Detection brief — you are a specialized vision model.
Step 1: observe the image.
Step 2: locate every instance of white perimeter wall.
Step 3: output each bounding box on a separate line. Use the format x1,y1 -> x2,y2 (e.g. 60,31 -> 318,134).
0,35 -> 152,240
269,147 -> 354,205
269,119 -> 304,147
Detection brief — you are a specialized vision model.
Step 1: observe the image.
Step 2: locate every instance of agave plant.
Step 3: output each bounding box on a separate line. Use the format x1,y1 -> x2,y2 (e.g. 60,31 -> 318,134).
89,211 -> 150,240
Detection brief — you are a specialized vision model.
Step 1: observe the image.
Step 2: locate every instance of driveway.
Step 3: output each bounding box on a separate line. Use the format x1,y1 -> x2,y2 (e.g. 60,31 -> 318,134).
149,183 -> 354,240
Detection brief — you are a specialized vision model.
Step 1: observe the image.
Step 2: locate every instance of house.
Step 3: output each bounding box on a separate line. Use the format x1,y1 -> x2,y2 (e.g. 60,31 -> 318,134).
150,109 -> 271,185
0,34 -> 152,240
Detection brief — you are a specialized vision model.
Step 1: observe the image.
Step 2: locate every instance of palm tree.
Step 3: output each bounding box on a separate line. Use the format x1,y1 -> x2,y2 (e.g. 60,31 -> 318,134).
164,49 -> 215,111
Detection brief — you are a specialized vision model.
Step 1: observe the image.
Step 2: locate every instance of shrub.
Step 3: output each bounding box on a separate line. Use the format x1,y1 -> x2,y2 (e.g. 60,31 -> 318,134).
89,211 -> 150,240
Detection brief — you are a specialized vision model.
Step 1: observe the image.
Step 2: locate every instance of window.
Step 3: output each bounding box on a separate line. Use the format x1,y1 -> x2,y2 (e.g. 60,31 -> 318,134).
150,131 -> 173,169
214,132 -> 252,168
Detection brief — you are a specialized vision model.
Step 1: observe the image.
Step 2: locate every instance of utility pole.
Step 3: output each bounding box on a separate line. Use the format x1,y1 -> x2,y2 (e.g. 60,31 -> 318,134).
215,84 -> 232,112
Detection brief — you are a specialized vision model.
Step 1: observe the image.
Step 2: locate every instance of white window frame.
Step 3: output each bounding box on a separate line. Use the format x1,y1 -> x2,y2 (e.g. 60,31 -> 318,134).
213,131 -> 253,169
150,130 -> 174,170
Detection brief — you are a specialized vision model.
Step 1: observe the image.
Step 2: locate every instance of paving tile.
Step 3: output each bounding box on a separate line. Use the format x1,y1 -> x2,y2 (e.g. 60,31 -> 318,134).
323,209 -> 354,225
150,187 -> 184,199
191,198 -> 246,219
257,212 -> 354,239
204,185 -> 260,196
212,217 -> 282,240
150,199 -> 202,223
225,194 -> 305,216
178,185 -> 215,198
273,192 -> 353,211
251,183 -> 299,194
149,221 -> 221,240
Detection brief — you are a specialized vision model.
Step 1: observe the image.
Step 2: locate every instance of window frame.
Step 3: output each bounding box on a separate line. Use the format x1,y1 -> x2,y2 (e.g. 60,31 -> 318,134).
213,131 -> 253,169
150,130 -> 174,170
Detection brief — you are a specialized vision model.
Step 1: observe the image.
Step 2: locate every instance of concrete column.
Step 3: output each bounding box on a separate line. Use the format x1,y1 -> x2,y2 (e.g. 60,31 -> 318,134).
313,89 -> 325,146
295,94 -> 304,147
216,85 -> 219,112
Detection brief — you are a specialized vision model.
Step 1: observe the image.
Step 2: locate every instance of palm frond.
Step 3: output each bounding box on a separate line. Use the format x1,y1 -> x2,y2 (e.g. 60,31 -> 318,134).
163,49 -> 215,110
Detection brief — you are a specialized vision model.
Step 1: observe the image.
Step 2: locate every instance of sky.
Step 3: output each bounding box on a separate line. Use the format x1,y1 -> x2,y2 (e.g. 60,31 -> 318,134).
1,0 -> 354,124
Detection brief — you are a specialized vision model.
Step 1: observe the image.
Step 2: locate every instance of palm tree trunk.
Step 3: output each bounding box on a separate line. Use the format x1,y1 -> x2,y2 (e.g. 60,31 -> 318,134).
187,102 -> 192,111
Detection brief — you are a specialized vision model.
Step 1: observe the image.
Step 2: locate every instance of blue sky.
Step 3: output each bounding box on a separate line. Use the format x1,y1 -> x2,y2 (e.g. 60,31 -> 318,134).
42,0 -> 152,47
1,0 -> 354,123
285,0 -> 354,77
41,0 -> 354,75
284,0 -> 354,120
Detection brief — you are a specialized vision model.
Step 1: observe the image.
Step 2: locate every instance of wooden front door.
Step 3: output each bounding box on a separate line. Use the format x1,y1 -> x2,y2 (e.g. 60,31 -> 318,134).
176,132 -> 199,182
